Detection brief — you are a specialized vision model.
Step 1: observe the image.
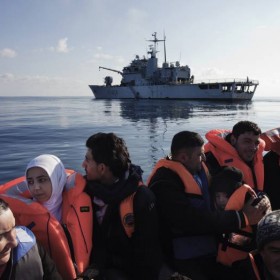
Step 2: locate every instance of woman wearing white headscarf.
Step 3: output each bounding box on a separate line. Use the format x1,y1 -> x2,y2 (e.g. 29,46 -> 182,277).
25,154 -> 67,222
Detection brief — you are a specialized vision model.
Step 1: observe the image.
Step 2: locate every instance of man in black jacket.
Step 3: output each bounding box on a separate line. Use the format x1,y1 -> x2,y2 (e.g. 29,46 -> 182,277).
148,131 -> 268,280
82,132 -> 161,280
0,198 -> 62,280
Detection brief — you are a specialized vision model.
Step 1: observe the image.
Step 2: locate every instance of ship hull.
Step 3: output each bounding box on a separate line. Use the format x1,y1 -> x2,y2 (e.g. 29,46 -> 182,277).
89,83 -> 255,100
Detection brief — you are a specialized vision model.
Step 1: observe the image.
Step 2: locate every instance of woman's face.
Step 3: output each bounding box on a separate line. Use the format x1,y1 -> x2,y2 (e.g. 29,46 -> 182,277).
27,167 -> 52,202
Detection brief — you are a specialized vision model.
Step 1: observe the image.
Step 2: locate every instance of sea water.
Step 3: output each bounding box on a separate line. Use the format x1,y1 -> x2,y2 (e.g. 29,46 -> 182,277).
0,96 -> 279,184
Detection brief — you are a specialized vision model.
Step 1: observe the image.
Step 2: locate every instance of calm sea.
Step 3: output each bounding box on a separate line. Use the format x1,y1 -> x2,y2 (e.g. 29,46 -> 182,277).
0,96 -> 279,185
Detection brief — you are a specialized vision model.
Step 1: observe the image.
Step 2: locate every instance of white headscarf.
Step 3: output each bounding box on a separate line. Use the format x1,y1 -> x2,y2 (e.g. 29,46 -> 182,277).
26,154 -> 67,222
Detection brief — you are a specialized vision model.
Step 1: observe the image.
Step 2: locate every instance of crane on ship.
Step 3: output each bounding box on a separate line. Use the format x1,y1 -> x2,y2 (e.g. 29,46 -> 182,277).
99,66 -> 123,75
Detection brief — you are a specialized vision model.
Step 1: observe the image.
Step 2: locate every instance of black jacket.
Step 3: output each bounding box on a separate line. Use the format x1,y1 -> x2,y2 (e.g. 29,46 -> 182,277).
86,167 -> 161,280
148,166 -> 247,261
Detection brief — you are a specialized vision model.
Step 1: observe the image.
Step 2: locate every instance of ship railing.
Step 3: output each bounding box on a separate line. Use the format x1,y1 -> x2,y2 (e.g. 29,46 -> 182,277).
194,78 -> 259,85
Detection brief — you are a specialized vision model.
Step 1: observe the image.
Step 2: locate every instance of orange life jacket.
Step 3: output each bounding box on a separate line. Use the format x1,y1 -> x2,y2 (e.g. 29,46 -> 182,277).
62,171 -> 93,274
205,129 -> 265,190
0,170 -> 93,280
147,158 -> 210,195
216,184 -> 254,266
261,127 -> 280,155
118,179 -> 145,238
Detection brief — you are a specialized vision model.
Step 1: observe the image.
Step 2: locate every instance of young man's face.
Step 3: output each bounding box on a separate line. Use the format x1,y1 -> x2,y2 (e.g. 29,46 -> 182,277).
231,131 -> 260,163
82,148 -> 103,181
184,146 -> 205,175
260,240 -> 280,280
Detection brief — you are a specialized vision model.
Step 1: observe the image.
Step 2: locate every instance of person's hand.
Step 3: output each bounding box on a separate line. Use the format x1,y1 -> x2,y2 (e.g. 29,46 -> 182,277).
242,197 -> 268,225
255,194 -> 272,215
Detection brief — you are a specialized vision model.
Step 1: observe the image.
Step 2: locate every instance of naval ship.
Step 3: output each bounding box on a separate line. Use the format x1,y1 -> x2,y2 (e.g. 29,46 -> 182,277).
89,32 -> 258,100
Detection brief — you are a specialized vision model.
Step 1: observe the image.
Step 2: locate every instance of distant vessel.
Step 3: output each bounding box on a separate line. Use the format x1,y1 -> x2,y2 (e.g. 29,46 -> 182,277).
89,32 -> 258,100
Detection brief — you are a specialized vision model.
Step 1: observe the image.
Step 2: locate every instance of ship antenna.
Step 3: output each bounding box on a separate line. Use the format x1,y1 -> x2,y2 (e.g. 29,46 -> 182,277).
163,32 -> 167,64
147,32 -> 166,59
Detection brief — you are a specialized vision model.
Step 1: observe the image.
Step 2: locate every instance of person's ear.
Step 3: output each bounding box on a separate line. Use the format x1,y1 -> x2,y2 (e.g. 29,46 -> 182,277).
97,163 -> 106,175
230,134 -> 237,146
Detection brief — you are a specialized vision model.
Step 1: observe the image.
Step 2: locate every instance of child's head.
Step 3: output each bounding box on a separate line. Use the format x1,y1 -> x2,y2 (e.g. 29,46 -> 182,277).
214,192 -> 229,211
211,166 -> 243,210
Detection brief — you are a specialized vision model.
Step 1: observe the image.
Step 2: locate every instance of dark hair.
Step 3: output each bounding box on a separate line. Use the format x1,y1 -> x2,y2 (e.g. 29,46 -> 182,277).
211,166 -> 243,197
0,198 -> 9,215
171,131 -> 204,157
232,121 -> 261,139
86,133 -> 131,178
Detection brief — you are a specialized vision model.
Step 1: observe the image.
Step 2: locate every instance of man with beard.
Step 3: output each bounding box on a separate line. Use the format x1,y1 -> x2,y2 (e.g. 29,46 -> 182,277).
205,120 -> 265,191
82,132 -> 161,280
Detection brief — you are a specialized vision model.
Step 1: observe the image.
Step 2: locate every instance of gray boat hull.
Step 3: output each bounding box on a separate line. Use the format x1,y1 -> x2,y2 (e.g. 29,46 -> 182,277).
89,83 -> 255,100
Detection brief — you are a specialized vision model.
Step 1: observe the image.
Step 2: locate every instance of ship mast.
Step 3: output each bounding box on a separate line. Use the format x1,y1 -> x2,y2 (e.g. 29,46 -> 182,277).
163,33 -> 166,64
147,32 -> 166,63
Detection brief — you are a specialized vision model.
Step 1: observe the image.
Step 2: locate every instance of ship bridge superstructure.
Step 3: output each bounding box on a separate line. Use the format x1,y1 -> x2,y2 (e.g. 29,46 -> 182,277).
100,32 -> 192,86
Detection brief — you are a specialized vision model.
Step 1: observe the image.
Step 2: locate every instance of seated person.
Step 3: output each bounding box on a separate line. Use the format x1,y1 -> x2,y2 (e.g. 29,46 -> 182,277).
26,154 -> 67,221
0,198 -> 62,280
0,154 -> 93,280
83,132 -> 161,280
147,130 -> 269,280
205,121 -> 265,191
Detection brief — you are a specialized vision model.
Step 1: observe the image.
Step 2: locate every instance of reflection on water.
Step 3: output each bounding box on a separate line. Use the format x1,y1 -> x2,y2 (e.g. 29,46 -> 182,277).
1,96 -> 278,184
119,99 -> 253,121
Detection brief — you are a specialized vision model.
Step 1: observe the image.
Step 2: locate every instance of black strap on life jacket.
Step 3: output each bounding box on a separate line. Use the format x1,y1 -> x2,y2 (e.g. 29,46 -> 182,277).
62,223 -> 78,273
220,230 -> 254,253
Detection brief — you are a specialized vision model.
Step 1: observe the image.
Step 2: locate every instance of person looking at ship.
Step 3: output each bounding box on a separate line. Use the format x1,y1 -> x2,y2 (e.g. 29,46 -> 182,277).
147,130 -> 269,280
0,154 -> 93,280
82,132 -> 162,280
204,120 -> 265,191
0,198 -> 62,280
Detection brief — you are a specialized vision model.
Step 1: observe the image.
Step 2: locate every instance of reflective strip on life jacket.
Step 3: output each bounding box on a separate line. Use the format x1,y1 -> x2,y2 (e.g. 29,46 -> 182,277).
249,253 -> 261,280
205,129 -> 265,190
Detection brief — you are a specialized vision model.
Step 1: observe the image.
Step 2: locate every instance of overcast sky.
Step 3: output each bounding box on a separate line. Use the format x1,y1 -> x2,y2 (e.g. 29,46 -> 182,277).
1,0 -> 280,97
